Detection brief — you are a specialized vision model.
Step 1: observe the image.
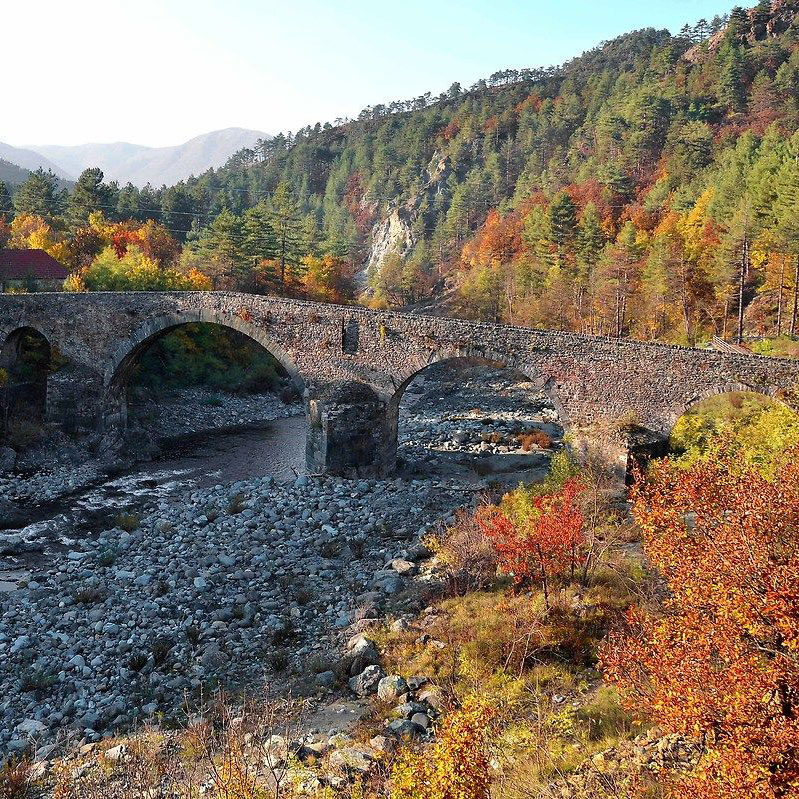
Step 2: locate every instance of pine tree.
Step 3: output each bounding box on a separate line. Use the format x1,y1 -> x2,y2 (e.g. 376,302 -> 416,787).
717,41 -> 748,113
68,168 -> 114,228
241,201 -> 277,268
576,203 -> 605,327
548,192 -> 578,246
13,169 -> 64,218
269,182 -> 305,285
0,181 -> 13,221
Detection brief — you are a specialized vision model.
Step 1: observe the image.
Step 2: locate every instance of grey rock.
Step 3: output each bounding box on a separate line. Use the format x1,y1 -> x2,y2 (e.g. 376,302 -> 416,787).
348,665 -> 385,697
377,675 -> 408,703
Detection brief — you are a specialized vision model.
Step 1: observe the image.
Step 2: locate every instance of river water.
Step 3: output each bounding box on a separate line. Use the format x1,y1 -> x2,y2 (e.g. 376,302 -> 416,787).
0,416 -> 307,589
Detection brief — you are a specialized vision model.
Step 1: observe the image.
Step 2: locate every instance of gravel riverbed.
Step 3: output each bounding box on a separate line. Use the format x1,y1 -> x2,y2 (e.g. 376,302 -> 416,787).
0,471 -> 478,757
0,367 -> 560,758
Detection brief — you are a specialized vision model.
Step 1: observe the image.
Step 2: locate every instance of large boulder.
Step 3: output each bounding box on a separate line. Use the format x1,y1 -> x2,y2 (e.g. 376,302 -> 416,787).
377,675 -> 408,703
340,635 -> 380,677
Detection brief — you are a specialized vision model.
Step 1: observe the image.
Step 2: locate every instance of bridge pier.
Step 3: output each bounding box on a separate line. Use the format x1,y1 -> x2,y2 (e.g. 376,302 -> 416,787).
46,367 -> 105,434
305,381 -> 396,478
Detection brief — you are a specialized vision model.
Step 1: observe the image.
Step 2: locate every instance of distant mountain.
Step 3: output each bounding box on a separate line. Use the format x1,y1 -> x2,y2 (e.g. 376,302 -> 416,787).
0,142 -> 73,181
0,159 -> 31,188
27,128 -> 269,188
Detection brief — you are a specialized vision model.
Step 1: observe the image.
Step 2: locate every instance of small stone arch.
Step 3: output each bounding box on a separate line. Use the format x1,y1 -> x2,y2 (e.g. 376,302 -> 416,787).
0,325 -> 53,368
680,381 -> 786,416
659,381 -> 794,448
101,311 -> 305,433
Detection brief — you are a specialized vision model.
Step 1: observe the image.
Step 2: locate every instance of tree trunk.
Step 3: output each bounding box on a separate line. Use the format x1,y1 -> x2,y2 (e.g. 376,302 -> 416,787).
736,234 -> 748,345
723,295 -> 729,340
792,253 -> 799,337
777,256 -> 785,336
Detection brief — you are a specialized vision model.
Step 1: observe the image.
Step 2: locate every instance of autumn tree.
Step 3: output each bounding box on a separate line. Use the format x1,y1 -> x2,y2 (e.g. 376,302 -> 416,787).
477,477 -> 585,607
391,698 -> 495,799
602,446 -> 799,799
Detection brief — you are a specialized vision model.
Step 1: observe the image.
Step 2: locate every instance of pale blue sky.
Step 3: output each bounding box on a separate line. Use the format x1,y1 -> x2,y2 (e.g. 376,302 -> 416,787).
7,0 -> 732,147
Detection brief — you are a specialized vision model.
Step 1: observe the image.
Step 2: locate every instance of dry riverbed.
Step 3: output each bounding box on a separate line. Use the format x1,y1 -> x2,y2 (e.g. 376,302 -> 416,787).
0,365 -> 561,760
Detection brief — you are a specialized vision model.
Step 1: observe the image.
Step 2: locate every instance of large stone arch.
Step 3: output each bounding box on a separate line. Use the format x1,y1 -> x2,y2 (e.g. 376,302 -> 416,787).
104,311 -> 305,392
101,311 -> 306,433
376,350 -> 572,479
385,350 -> 571,433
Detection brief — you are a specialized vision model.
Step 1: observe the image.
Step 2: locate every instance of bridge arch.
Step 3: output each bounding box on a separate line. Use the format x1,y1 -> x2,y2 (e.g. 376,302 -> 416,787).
0,326 -> 54,430
679,381 -> 787,418
104,311 -> 304,393
1,325 -> 53,365
385,352 -> 571,436
101,311 -> 306,434
382,352 -> 571,480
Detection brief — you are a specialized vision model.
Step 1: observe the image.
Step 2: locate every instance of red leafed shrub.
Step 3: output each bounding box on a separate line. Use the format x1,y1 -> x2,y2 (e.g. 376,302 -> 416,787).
476,477 -> 585,606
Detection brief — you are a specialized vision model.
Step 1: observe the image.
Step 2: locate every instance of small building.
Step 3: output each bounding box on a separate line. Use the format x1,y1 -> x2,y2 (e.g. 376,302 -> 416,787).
0,249 -> 69,292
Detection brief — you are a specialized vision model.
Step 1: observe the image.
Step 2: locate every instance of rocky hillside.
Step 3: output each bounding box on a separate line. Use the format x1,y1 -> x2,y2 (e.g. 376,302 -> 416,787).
168,0 -> 799,343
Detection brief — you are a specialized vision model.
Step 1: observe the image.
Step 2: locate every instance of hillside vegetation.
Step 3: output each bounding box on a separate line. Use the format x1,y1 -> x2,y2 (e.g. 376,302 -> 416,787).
4,2 -> 799,353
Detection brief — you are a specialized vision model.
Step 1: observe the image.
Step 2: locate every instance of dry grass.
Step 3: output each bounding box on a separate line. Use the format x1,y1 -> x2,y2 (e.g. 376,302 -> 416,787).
115,513 -> 140,533
0,758 -> 35,799
427,509 -> 498,595
51,687 -> 306,799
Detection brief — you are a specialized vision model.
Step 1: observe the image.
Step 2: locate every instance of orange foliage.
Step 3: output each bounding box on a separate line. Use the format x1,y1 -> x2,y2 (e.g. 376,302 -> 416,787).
441,119 -> 461,141
601,447 -> 799,799
302,254 -> 355,302
623,202 -> 660,233
515,93 -> 543,114
564,179 -> 614,224
461,209 -> 523,269
343,171 -> 375,233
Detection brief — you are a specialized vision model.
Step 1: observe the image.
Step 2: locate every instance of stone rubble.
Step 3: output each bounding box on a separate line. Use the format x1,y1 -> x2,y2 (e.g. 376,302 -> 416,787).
397,364 -> 562,478
130,386 -> 299,439
0,471 -> 477,757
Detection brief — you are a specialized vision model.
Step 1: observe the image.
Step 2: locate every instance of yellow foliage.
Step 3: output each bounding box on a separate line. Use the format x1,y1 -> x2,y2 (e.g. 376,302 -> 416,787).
63,272 -> 88,293
390,697 -> 495,799
80,245 -> 212,292
669,391 -> 799,476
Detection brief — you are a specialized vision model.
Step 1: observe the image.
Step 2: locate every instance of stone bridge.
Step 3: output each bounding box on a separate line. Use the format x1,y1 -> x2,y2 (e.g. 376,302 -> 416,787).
2,291 -> 799,477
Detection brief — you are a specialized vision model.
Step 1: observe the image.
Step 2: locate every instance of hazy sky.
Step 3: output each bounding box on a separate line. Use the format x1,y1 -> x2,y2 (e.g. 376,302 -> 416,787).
6,0 -> 732,147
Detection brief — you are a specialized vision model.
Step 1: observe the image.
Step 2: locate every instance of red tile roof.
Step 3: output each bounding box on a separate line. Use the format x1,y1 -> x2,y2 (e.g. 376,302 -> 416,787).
0,249 -> 69,281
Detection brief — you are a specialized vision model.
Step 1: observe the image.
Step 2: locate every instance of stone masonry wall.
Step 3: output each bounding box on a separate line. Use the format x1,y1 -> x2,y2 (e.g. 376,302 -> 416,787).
3,291 -> 799,475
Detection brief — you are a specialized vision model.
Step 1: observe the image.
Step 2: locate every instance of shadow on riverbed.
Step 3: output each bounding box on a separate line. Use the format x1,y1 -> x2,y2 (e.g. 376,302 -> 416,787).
0,417 -> 308,582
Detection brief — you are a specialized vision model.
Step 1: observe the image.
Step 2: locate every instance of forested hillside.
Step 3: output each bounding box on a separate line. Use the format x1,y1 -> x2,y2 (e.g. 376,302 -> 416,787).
4,1 -> 799,347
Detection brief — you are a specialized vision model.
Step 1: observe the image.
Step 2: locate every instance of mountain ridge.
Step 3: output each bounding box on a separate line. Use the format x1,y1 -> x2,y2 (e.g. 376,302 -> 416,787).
0,142 -> 73,181
24,127 -> 269,188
